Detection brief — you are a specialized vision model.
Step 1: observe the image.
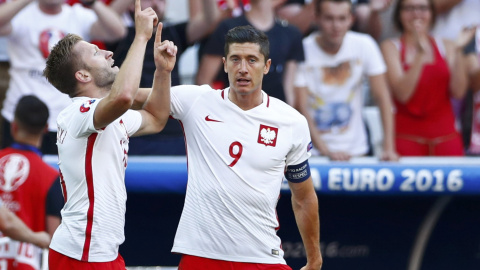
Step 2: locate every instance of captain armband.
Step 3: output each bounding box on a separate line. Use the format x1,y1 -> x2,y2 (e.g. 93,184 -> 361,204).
285,160 -> 311,183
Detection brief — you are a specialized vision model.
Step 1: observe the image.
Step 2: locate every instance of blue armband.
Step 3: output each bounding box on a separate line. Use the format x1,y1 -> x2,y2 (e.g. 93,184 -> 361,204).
285,160 -> 311,183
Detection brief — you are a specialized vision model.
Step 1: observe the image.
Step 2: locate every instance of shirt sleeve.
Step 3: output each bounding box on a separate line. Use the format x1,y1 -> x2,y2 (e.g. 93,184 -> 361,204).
170,84 -> 213,120
46,177 -> 64,218
67,99 -> 103,138
121,110 -> 142,137
362,35 -> 387,76
286,114 -> 312,166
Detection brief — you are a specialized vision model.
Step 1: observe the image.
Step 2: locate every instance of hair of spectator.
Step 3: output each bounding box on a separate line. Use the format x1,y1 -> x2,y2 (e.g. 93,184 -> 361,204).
393,0 -> 436,32
314,0 -> 353,15
14,95 -> 49,135
224,25 -> 270,63
43,34 -> 84,98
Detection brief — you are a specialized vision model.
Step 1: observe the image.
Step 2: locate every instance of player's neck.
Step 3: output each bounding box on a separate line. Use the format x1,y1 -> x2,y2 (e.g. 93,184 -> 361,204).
228,89 -> 263,111
76,85 -> 110,99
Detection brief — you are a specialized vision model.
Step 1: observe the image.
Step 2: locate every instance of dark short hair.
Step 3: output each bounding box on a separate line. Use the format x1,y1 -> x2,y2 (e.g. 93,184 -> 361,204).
315,0 -> 353,15
43,33 -> 84,97
14,95 -> 49,134
393,0 -> 436,32
224,25 -> 270,62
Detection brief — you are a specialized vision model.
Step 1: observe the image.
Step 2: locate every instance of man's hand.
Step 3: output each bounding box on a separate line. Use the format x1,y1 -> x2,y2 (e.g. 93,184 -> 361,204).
134,0 -> 158,41
154,22 -> 177,72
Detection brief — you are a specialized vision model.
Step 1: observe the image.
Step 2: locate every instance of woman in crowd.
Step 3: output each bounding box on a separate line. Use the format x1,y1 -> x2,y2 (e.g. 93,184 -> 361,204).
380,0 -> 474,156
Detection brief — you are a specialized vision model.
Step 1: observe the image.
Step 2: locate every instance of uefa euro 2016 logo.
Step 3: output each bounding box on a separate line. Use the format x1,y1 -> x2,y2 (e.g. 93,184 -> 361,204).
0,154 -> 30,192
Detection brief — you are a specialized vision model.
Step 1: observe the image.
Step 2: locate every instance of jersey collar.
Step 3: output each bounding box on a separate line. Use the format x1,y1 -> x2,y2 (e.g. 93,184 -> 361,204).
222,87 -> 270,109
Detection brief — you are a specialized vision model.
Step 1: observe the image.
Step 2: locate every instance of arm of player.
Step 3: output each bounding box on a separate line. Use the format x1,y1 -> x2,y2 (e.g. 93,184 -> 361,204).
0,0 -> 32,35
89,0 -> 127,42
289,177 -> 323,270
93,0 -> 157,130
369,73 -> 399,161
130,88 -> 152,110
134,22 -> 177,136
0,206 -> 51,248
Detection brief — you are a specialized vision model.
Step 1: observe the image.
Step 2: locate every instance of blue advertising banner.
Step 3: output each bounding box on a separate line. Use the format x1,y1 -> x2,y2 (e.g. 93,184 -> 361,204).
43,156 -> 480,269
45,156 -> 480,195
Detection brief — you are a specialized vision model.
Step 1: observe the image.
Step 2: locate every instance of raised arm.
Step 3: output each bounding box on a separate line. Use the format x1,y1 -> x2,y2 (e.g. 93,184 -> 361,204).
186,0 -> 224,44
275,1 -> 315,35
93,0 -> 157,129
444,27 -> 476,99
289,177 -> 323,270
356,0 -> 393,41
0,205 -> 50,248
89,0 -> 127,42
0,0 -> 32,36
134,22 -> 177,136
380,39 -> 426,103
368,73 -> 399,161
466,53 -> 480,91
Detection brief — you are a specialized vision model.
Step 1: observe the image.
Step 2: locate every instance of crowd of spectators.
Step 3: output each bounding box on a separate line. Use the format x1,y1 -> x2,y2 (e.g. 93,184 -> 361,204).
0,0 -> 479,158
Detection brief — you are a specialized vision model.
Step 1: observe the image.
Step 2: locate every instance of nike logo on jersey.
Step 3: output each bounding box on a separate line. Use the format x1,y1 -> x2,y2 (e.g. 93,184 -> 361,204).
205,115 -> 223,122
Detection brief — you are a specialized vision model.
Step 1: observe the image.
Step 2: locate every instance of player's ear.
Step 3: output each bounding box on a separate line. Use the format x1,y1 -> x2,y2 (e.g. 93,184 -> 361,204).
223,57 -> 227,73
264,59 -> 271,75
75,70 -> 92,83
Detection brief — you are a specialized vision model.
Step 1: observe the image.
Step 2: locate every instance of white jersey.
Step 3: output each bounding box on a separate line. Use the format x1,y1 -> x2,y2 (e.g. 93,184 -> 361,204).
171,85 -> 312,264
2,2 -> 97,132
294,31 -> 386,156
50,97 -> 142,262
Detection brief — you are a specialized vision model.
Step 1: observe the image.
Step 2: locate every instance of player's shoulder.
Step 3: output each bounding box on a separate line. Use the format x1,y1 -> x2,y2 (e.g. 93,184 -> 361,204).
172,84 -> 214,96
58,97 -> 96,119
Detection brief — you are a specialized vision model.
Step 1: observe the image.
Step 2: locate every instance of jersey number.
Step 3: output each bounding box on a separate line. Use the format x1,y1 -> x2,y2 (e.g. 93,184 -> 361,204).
228,141 -> 243,167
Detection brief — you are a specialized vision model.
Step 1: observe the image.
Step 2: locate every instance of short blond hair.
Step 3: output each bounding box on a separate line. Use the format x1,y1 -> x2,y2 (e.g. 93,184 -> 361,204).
43,33 -> 83,97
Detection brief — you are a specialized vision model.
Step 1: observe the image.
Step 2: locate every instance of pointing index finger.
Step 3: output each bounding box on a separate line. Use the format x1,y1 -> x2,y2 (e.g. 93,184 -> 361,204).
135,0 -> 141,14
155,22 -> 163,45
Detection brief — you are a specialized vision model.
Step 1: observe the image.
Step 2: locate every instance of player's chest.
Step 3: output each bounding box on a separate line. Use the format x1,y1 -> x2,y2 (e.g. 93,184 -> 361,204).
187,108 -> 292,167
